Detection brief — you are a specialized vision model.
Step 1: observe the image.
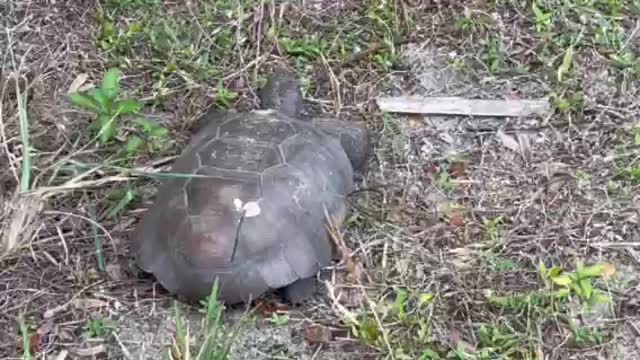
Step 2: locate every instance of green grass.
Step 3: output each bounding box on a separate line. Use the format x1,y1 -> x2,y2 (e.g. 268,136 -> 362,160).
18,313 -> 32,360
168,279 -> 249,360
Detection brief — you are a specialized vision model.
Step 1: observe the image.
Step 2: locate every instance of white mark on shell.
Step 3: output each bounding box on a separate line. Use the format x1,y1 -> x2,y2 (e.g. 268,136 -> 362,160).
233,198 -> 243,212
253,109 -> 275,115
243,201 -> 261,217
233,198 -> 261,217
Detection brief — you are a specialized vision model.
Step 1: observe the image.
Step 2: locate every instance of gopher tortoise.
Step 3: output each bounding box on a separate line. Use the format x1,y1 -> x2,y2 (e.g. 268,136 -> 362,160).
130,70 -> 370,305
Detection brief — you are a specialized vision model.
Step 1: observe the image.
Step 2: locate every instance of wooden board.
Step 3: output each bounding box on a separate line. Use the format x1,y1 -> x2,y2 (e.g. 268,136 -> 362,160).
377,96 -> 551,117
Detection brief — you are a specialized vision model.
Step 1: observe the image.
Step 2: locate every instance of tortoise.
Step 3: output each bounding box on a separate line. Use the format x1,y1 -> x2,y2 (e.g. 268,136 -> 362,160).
130,69 -> 370,305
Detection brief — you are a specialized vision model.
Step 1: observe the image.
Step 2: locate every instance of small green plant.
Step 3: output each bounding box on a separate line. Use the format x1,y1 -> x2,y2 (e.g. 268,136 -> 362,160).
436,171 -> 457,194
18,313 -> 32,360
267,313 -> 290,326
169,279 -> 247,360
483,253 -> 519,272
480,36 -> 507,73
105,186 -> 140,219
214,81 -> 238,109
532,2 -> 553,33
70,68 -> 140,144
69,68 -> 169,156
280,35 -> 326,60
550,90 -> 585,114
575,170 -> 592,189
483,216 -> 504,243
539,261 -> 614,307
474,324 -> 535,359
571,325 -> 605,346
83,316 -> 116,339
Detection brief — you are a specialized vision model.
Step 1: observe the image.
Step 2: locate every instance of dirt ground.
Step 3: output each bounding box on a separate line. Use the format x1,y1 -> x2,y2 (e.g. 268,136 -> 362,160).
1,1 -> 639,359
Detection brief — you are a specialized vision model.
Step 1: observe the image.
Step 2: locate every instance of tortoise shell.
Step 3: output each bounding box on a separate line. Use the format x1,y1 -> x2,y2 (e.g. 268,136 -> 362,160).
131,108 -> 354,304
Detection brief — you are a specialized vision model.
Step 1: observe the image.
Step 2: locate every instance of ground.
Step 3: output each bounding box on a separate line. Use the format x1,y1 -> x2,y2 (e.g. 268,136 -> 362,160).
1,1 -> 640,359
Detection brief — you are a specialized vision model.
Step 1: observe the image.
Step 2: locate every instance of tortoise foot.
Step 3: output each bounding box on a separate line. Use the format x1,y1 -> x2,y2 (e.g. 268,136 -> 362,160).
279,277 -> 317,305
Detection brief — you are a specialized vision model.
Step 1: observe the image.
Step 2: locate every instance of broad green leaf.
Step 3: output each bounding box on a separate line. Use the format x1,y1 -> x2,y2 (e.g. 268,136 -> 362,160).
579,263 -> 607,278
89,88 -> 111,110
558,46 -> 574,83
548,266 -> 563,277
150,126 -> 169,138
133,117 -> 154,132
419,293 -> 433,305
70,92 -> 100,112
553,288 -> 571,299
538,261 -> 547,277
579,279 -> 593,298
551,274 -> 572,286
592,292 -> 611,304
101,68 -> 122,100
125,135 -> 144,154
97,113 -> 117,143
394,288 -> 408,317
114,99 -> 141,115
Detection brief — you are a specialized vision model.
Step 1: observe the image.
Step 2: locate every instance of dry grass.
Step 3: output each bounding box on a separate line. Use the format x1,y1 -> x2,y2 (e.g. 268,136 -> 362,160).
1,0 -> 639,359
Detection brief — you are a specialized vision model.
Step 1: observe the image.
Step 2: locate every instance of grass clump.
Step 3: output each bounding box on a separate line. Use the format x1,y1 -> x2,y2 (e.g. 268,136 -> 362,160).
168,279 -> 248,360
69,68 -> 169,155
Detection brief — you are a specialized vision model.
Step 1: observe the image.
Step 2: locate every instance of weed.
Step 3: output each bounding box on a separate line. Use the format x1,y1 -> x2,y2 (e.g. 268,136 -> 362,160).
571,325 -> 606,346
474,324 -> 536,359
105,186 -> 140,219
480,36 -> 507,73
267,313 -> 290,326
168,279 -> 248,360
532,2 -> 553,33
435,171 -> 457,194
83,316 -> 116,339
69,68 -> 170,156
18,313 -> 32,360
539,260 -> 614,307
214,82 -> 238,109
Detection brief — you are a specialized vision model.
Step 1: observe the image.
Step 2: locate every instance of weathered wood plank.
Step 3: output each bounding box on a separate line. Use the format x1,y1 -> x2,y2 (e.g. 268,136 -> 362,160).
376,96 -> 551,117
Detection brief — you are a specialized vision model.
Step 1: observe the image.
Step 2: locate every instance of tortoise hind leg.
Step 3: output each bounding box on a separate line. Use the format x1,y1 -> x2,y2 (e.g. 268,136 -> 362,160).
310,117 -> 371,173
279,277 -> 318,305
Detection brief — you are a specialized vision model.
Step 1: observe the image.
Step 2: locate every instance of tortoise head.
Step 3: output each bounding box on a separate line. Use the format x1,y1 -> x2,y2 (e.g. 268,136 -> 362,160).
258,68 -> 304,119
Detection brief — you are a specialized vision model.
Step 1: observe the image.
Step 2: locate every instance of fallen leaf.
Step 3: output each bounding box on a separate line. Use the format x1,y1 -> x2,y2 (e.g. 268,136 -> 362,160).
305,324 -> 334,345
254,299 -> 288,317
67,73 -> 89,94
29,333 -> 41,354
44,304 -> 69,319
496,129 -> 520,152
601,263 -> 617,278
338,287 -> 365,308
448,326 -> 476,354
106,264 -> 124,281
449,161 -> 468,178
422,162 -> 439,184
345,256 -> 368,283
72,298 -> 109,311
448,212 -> 466,227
